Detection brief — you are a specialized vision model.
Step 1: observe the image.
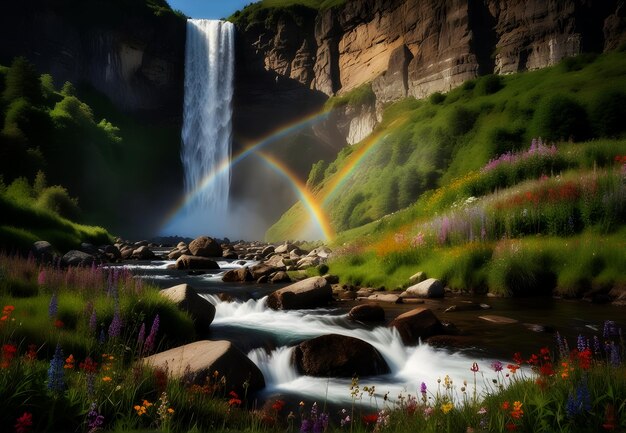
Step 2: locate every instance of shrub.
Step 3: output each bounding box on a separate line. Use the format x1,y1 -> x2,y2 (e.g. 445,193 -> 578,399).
2,57 -> 42,103
488,125 -> 526,155
476,74 -> 503,95
429,91 -> 446,105
589,89 -> 626,137
307,159 -> 327,188
36,186 -> 81,220
448,106 -> 478,136
560,53 -> 598,72
488,246 -> 557,296
533,94 -> 589,142
398,168 -> 423,208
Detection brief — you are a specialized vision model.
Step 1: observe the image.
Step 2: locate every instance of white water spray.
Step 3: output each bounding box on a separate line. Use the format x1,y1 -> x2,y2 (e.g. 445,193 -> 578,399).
204,295 -> 515,405
179,20 -> 234,232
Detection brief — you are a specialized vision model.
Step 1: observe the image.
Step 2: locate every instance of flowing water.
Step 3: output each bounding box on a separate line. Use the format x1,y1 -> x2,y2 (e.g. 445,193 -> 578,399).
125,260 -> 625,407
175,19 -> 234,235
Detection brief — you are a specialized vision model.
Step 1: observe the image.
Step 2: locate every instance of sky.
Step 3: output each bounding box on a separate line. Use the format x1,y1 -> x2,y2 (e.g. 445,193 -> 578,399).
166,0 -> 256,19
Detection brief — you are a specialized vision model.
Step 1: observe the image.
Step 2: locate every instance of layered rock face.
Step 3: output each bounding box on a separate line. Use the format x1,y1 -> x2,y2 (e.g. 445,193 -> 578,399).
236,0 -> 624,138
0,0 -> 185,119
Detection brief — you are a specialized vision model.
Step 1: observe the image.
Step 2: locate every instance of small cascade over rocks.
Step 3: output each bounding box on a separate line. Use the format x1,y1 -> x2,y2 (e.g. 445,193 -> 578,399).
203,295 -> 507,405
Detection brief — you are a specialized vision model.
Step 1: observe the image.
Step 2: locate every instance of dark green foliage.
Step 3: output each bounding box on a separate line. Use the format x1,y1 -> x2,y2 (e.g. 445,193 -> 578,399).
36,186 -> 81,220
589,89 -> 626,137
475,74 -> 503,95
2,57 -> 42,104
461,79 -> 476,91
398,168 -> 423,208
382,176 -> 399,214
316,263 -> 329,275
490,251 -> 557,297
488,125 -> 526,155
429,92 -> 446,105
307,159 -> 327,188
338,192 -> 366,230
325,83 -> 375,109
448,106 -> 477,136
560,53 -> 598,72
533,94 -> 589,141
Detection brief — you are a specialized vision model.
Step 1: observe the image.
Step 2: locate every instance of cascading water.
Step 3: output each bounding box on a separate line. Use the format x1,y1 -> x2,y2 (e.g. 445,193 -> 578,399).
178,19 -> 234,234
204,295 -> 513,406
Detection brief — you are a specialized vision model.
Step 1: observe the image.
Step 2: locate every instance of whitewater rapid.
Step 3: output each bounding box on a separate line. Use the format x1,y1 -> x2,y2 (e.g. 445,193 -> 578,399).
204,295 -> 512,406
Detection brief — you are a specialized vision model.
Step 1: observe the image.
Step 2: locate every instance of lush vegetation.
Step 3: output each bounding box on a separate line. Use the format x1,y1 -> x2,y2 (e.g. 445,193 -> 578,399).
268,51 -> 626,298
1,255 -> 624,432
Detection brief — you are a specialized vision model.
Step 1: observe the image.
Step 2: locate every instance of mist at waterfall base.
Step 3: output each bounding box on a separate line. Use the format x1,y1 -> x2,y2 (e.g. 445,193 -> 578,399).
202,294 -> 511,406
161,18 -> 324,241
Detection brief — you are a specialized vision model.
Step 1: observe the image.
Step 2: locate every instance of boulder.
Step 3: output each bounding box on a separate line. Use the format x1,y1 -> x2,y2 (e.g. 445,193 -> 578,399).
323,274 -> 339,285
264,255 -> 288,269
266,276 -> 332,310
293,334 -> 389,377
160,284 -> 215,331
175,255 -> 219,270
222,249 -> 238,259
176,241 -> 187,249
250,263 -> 279,280
33,241 -> 54,262
349,304 -> 385,322
80,242 -> 100,256
222,267 -> 253,282
408,271 -> 427,285
142,340 -> 264,393
62,250 -> 96,267
308,246 -> 332,258
189,236 -> 222,258
120,247 -> 133,260
297,256 -> 320,269
270,271 -> 291,283
132,246 -> 155,260
168,249 -> 183,260
367,293 -> 402,303
356,287 -> 375,297
103,245 -> 121,260
389,308 -> 445,345
261,245 -> 275,257
274,243 -> 298,254
404,278 -> 444,298
257,275 -> 269,284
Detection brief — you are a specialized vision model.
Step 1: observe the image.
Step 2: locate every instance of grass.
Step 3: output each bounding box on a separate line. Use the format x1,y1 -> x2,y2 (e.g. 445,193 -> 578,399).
267,51 -> 626,239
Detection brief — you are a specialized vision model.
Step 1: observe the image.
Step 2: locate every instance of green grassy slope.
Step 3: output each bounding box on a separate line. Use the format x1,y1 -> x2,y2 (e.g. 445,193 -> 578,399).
267,51 -> 626,296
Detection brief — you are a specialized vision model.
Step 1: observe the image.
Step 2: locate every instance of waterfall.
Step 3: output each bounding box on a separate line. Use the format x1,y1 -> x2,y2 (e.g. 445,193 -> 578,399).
180,20 -> 235,230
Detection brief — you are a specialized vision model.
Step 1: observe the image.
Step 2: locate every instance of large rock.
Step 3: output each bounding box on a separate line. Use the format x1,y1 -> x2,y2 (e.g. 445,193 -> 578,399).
175,255 -> 219,270
132,246 -> 155,260
222,267 -> 253,283
367,293 -> 402,303
404,278 -> 445,298
349,304 -> 385,322
160,284 -> 215,331
250,263 -> 279,280
293,334 -> 389,377
270,271 -> 291,283
266,276 -> 332,310
142,340 -> 265,393
264,255 -> 288,269
274,243 -> 298,254
32,241 -> 55,262
389,308 -> 445,345
62,250 -> 96,267
189,236 -> 222,258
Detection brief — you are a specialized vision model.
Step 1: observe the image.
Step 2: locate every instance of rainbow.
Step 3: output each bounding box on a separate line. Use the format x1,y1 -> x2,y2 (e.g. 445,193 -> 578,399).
255,152 -> 334,241
159,108 -> 331,232
320,116 -> 409,206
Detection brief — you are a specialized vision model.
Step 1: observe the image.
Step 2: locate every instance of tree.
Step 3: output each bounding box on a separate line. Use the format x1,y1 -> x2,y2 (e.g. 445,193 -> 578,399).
3,57 -> 42,104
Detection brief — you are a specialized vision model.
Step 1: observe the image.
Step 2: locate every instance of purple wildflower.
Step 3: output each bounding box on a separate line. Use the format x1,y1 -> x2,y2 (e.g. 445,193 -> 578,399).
99,328 -> 106,344
107,308 -> 122,339
47,343 -> 65,392
593,335 -> 601,354
87,402 -> 104,433
300,419 -> 312,433
48,293 -> 58,318
577,334 -> 587,352
420,382 -> 427,394
604,320 -> 619,338
145,314 -> 160,354
491,360 -> 503,372
610,342 -> 620,366
37,269 -> 46,286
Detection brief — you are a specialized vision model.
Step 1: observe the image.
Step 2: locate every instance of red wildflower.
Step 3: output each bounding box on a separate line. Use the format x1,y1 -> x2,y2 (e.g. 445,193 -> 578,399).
79,356 -> 98,373
539,347 -> 550,361
271,399 -> 285,412
507,363 -> 520,373
501,401 -> 510,410
54,319 -> 64,329
14,411 -> 33,433
64,354 -> 75,369
228,391 -> 241,407
528,353 -> 539,365
1,344 -> 17,369
540,363 -> 554,376
578,348 -> 592,370
513,352 -> 523,365
506,422 -> 517,431
362,414 -> 378,424
603,404 -> 616,431
1,305 -> 15,323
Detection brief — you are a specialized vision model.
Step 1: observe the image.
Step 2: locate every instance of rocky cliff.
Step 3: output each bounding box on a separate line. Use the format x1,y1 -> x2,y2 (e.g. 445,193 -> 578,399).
234,0 -> 626,143
0,0 -> 185,119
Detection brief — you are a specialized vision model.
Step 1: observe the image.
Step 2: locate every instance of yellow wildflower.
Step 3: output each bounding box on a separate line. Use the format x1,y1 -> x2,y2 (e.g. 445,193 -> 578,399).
441,402 -> 454,414
102,376 -> 112,382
